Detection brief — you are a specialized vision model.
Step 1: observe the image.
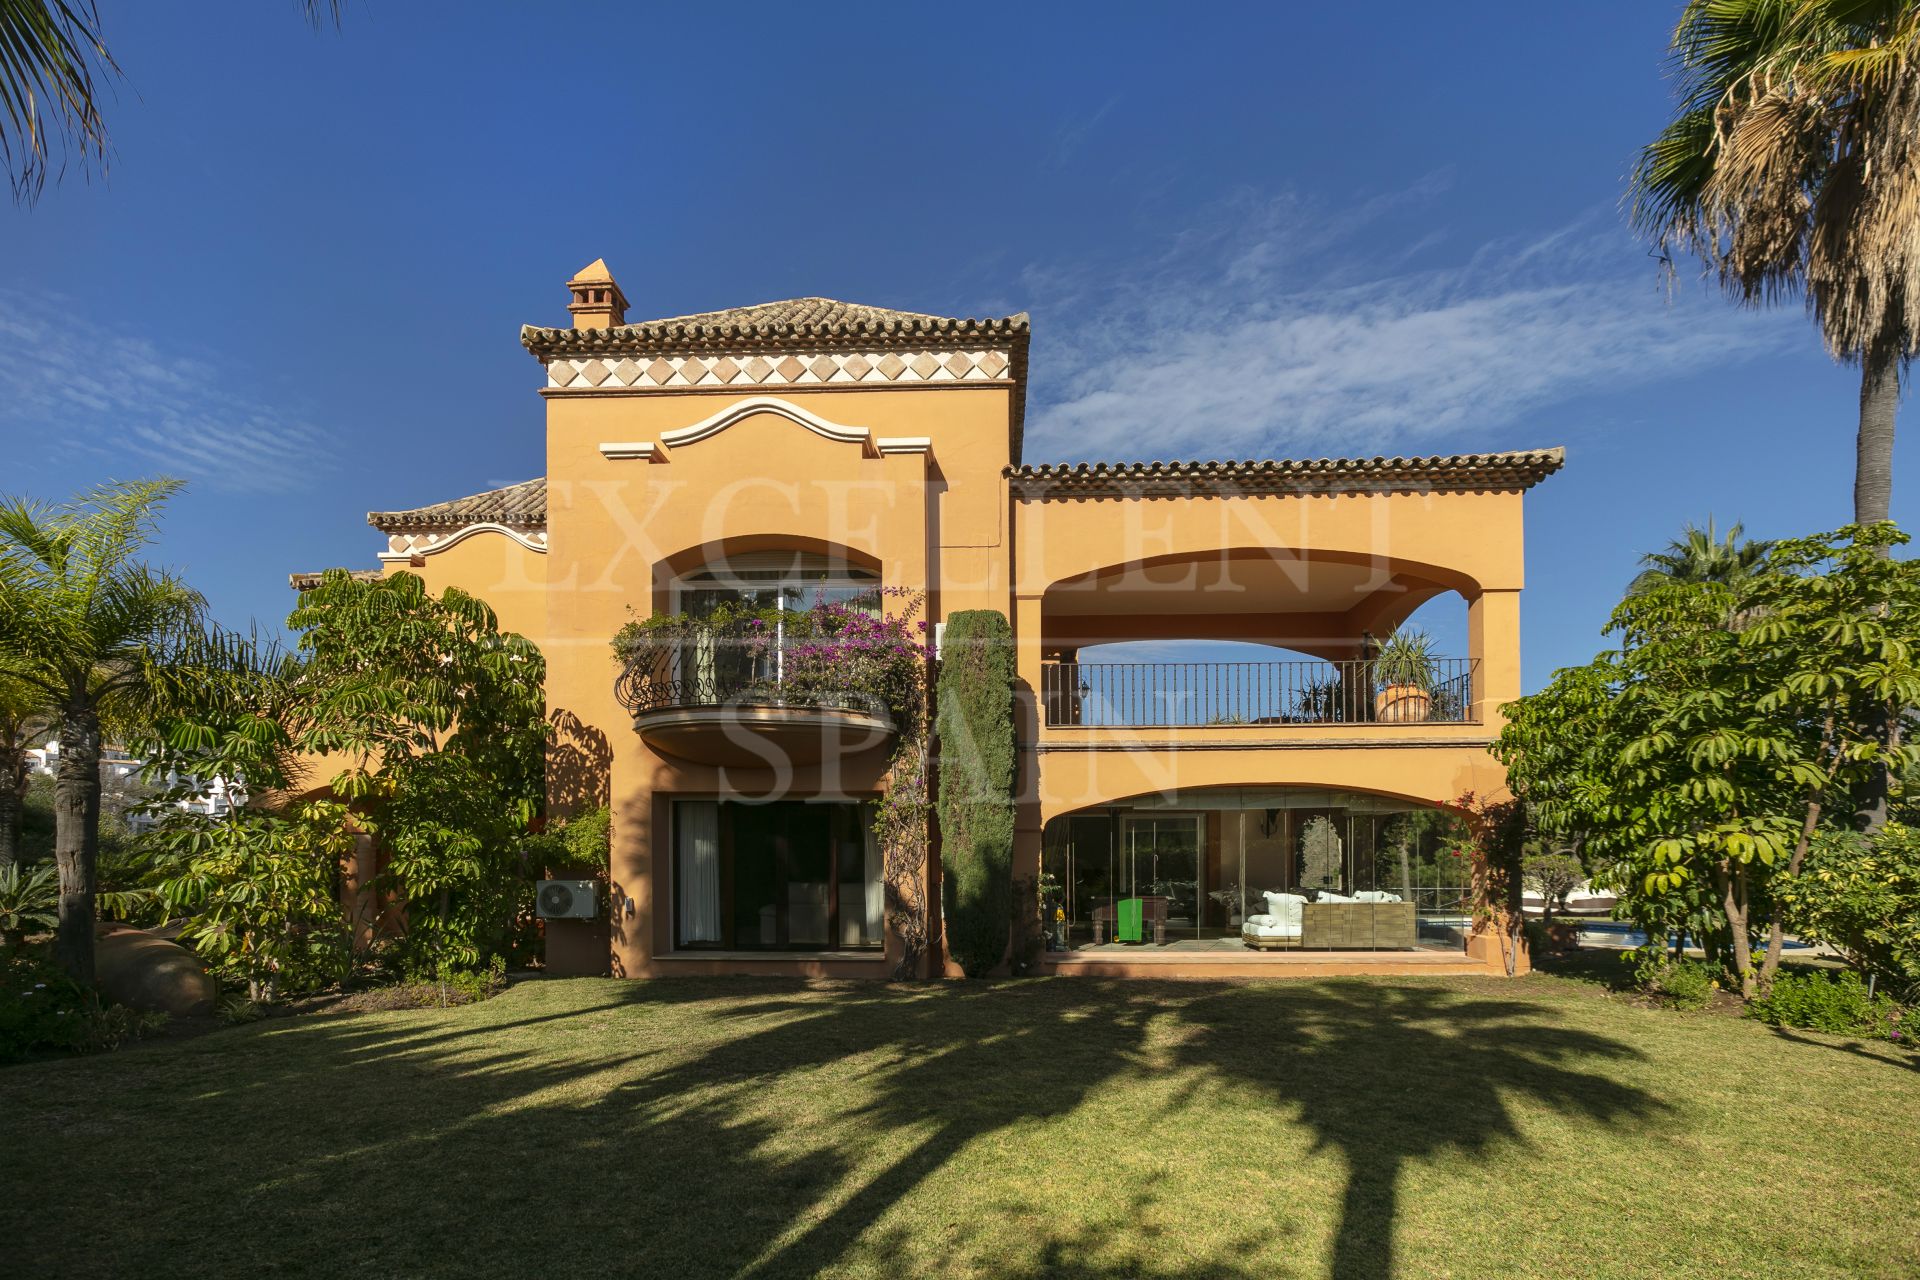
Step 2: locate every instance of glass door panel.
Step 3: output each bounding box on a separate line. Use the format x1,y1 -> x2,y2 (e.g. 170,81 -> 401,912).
783,803 -> 832,948
1125,815 -> 1201,942
730,802 -> 784,947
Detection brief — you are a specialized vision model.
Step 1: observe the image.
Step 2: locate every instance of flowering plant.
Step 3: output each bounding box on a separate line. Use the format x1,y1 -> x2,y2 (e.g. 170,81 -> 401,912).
613,590 -> 931,722
777,590 -> 931,721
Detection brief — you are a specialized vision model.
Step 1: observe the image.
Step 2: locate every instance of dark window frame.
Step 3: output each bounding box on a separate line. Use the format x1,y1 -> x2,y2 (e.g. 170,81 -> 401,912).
671,797 -> 882,953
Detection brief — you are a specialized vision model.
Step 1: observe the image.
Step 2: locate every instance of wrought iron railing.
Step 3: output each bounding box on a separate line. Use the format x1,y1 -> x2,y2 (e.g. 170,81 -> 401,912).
614,621 -> 889,720
1040,657 -> 1477,728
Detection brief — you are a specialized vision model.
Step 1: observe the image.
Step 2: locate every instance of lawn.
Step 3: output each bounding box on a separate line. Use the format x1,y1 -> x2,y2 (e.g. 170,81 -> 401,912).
3,969 -> 1918,1280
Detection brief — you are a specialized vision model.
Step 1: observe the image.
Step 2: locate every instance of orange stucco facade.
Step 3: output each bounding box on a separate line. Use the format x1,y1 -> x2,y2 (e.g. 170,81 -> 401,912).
322,261 -> 1561,980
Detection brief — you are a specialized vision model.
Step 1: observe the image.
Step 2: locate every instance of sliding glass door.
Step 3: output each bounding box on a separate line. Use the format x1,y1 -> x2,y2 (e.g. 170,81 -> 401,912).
1123,814 -> 1202,940
673,799 -> 882,951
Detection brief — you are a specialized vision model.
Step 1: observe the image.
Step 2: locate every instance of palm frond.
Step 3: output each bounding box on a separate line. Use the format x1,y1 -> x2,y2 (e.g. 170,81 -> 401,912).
1631,0 -> 1920,360
0,0 -> 117,203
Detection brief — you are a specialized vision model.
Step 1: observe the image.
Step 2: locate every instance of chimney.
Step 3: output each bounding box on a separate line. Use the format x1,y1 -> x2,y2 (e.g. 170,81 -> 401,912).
566,258 -> 628,329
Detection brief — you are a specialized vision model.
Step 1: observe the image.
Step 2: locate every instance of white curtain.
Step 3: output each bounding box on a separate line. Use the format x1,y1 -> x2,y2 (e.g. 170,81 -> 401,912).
676,801 -> 721,944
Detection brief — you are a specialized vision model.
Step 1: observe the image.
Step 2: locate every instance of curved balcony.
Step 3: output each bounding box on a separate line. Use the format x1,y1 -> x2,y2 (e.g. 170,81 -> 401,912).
615,621 -> 897,767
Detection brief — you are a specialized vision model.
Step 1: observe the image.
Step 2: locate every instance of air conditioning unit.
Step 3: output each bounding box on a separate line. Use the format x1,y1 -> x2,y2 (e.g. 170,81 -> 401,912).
536,879 -> 598,920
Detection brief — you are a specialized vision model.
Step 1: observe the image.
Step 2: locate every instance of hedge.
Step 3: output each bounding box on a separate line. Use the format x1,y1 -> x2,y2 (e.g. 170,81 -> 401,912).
935,610 -> 1016,976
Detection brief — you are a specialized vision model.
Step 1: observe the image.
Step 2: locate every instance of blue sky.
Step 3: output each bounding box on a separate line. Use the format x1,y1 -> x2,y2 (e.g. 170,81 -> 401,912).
2,1 -> 1912,689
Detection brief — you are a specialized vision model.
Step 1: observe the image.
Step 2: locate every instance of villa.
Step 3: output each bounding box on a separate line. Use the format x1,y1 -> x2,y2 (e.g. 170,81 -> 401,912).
310,259 -> 1563,980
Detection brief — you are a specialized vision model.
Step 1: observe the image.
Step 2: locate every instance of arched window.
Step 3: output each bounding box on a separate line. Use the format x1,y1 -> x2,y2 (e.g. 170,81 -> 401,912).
675,552 -> 879,619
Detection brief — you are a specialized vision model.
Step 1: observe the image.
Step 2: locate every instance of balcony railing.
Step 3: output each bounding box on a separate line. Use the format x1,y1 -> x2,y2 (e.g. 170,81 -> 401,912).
614,621 -> 889,720
1040,658 -> 1477,729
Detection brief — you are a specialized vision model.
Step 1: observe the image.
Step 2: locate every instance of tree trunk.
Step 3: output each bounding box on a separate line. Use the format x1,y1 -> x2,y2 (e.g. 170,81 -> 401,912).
52,702 -> 102,984
0,760 -> 21,872
1761,795 -> 1824,991
1856,339 -> 1899,526
1718,860 -> 1755,1001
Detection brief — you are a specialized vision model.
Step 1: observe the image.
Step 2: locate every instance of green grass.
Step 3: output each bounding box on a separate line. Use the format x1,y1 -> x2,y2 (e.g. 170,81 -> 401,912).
3,969 -> 1918,1279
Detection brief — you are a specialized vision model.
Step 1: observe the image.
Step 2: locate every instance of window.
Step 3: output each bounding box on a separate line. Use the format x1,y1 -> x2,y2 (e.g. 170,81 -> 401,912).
675,552 -> 879,618
673,798 -> 883,951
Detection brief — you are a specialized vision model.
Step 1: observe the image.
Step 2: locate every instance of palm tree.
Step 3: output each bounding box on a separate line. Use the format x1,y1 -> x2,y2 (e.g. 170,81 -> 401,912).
1,1 -> 339,203
0,479 -> 208,982
0,664 -> 54,871
1630,1 -> 1920,526
1625,518 -> 1773,596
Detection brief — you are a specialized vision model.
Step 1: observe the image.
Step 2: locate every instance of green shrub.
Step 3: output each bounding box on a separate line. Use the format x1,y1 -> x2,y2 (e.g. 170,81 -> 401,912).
525,804 -> 612,872
936,610 -> 1015,977
0,862 -> 58,950
337,958 -> 507,1011
217,994 -> 266,1025
0,953 -> 168,1062
1776,825 -> 1920,992
1750,969 -> 1901,1038
1630,950 -> 1721,1010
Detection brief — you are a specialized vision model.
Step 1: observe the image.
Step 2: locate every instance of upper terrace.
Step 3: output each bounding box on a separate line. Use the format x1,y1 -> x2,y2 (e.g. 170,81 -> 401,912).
1006,448 -> 1564,809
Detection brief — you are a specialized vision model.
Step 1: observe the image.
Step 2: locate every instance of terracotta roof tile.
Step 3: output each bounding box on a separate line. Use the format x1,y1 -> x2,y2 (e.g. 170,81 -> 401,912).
1006,448 -> 1565,495
520,296 -> 1030,357
366,477 -> 547,531
288,568 -> 383,591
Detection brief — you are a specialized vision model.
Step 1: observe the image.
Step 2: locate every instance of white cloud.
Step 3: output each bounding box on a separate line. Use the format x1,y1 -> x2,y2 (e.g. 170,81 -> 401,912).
1022,198 -> 1805,461
0,289 -> 335,493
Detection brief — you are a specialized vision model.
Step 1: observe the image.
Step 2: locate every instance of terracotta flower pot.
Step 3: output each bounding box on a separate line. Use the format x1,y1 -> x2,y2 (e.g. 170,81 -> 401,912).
1374,683 -> 1432,723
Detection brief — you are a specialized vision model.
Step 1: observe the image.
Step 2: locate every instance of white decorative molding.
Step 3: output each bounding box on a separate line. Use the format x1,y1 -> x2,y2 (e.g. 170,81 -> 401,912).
875,436 -> 932,455
548,346 -> 1013,391
378,522 -> 549,561
659,396 -> 879,455
598,441 -> 665,461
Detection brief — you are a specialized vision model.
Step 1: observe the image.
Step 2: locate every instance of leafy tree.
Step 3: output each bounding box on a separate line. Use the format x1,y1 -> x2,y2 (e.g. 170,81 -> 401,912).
0,479 -> 241,983
1,1 -> 339,203
139,641 -> 350,1001
1626,518 -> 1771,597
1496,524 -> 1920,998
290,570 -> 548,977
935,610 -> 1015,977
151,801 -> 351,1001
1631,2 -> 1920,525
1521,852 -> 1584,920
1777,823 -> 1920,993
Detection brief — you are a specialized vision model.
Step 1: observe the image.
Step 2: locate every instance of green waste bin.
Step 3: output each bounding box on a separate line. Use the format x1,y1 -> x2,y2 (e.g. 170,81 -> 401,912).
1118,897 -> 1144,943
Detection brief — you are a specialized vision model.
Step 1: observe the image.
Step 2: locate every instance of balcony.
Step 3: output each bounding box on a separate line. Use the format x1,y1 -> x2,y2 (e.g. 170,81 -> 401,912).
1040,657 -> 1477,729
615,621 -> 897,767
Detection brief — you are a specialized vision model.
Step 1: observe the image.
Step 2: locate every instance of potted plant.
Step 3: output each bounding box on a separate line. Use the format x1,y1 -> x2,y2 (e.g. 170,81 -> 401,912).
1371,627 -> 1437,723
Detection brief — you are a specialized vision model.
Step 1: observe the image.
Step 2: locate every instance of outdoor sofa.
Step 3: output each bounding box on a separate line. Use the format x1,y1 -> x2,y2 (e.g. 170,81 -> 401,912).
1241,890 -> 1416,950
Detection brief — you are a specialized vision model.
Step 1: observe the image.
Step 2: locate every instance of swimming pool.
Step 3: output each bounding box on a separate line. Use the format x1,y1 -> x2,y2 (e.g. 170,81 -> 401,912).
1570,919 -> 1812,950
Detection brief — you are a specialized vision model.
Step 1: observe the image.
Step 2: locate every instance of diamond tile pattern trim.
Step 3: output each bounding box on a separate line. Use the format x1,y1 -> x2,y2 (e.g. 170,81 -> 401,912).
546,346 -> 1017,390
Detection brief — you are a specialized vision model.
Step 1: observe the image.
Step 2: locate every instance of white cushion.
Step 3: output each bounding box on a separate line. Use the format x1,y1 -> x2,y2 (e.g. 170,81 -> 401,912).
1317,891 -> 1356,904
1241,917 -> 1301,939
1258,892 -> 1306,931
1352,890 -> 1403,903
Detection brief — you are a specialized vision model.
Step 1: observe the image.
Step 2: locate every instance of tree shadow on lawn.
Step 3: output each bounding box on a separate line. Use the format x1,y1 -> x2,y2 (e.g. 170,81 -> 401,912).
1762,1023 -> 1920,1074
11,978 -> 1667,1279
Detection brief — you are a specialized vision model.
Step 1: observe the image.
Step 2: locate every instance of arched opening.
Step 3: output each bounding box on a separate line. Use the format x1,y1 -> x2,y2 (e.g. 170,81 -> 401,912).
619,538 -> 900,766
1058,590 -> 1473,726
1040,785 -> 1470,955
654,537 -> 885,617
